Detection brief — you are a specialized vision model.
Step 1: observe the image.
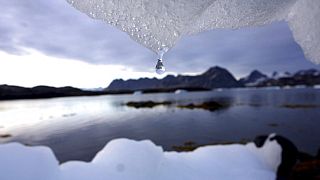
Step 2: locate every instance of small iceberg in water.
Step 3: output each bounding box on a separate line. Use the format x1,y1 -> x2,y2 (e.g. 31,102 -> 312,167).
174,89 -> 187,94
133,91 -> 143,95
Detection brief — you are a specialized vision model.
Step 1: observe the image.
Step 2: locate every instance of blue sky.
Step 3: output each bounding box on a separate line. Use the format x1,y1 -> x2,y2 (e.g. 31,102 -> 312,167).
0,0 -> 319,88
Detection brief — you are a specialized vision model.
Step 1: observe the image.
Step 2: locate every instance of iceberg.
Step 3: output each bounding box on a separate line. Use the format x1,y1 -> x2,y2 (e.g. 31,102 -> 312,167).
66,0 -> 320,64
0,134 -> 282,180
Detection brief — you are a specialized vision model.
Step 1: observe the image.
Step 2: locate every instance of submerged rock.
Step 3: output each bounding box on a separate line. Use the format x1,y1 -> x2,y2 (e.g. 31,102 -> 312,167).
177,101 -> 225,111
281,104 -> 319,109
0,134 -> 11,138
125,101 -> 172,108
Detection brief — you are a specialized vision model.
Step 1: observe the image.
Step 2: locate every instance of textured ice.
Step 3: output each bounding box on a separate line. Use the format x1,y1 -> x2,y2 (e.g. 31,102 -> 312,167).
0,134 -> 281,180
66,0 -> 320,63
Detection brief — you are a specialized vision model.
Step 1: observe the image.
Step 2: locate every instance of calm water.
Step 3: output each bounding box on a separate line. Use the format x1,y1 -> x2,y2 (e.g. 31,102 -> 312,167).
0,88 -> 320,162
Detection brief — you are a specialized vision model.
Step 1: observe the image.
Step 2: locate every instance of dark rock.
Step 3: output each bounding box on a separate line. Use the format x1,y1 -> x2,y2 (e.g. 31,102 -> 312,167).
254,135 -> 299,180
125,101 -> 172,108
281,104 -> 319,109
270,135 -> 299,180
0,134 -> 12,138
177,101 -> 225,111
253,135 -> 269,148
172,138 -> 251,152
291,158 -> 320,180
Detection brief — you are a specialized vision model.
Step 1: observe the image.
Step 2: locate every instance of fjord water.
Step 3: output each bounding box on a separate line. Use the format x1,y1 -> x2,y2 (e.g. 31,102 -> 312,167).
0,88 -> 319,163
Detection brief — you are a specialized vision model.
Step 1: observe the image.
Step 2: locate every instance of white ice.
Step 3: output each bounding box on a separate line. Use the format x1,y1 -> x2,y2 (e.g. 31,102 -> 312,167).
66,0 -> 320,64
0,134 -> 281,180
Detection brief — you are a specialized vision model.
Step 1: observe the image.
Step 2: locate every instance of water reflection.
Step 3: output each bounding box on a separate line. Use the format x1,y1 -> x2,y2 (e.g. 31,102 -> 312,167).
0,88 -> 319,162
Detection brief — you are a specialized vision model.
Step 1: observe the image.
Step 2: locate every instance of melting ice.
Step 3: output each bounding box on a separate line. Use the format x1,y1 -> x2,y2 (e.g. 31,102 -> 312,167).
0,134 -> 281,180
66,0 -> 320,65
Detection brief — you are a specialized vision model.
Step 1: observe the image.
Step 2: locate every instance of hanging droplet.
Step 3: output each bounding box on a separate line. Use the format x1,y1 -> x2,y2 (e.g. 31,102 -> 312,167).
155,59 -> 165,74
155,45 -> 168,74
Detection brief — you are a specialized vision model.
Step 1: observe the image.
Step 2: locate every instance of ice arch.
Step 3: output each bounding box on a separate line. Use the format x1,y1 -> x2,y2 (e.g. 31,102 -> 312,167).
66,0 -> 320,64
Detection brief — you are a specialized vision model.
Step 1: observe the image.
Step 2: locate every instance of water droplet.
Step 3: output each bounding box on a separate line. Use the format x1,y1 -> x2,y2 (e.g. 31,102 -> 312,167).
155,59 -> 165,75
155,45 -> 168,74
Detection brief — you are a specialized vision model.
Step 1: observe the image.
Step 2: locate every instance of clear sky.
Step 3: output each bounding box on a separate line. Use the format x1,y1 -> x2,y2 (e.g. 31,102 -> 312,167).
0,0 -> 319,88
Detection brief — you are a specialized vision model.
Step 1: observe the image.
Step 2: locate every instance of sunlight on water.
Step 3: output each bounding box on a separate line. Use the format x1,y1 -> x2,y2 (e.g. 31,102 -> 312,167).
0,96 -> 116,130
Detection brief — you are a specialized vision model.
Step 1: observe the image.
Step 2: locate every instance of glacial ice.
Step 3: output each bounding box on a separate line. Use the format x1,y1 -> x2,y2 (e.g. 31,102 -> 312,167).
0,134 -> 281,180
66,0 -> 320,64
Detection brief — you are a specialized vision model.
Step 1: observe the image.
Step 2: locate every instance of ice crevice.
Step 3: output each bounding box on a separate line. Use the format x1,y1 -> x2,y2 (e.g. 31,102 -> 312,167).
66,0 -> 320,64
0,134 -> 282,180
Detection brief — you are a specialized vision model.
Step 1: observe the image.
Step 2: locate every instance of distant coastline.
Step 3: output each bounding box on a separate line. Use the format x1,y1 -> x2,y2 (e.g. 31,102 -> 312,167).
1,66 -> 320,100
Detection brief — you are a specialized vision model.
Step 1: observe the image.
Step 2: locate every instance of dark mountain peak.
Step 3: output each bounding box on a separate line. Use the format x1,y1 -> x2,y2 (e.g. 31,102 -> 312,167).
272,71 -> 278,78
203,66 -> 225,74
112,79 -> 124,82
250,70 -> 267,77
284,71 -> 291,76
32,85 -> 55,89
202,66 -> 238,81
239,70 -> 268,86
163,74 -> 176,80
164,74 -> 175,78
208,66 -> 225,71
249,70 -> 268,79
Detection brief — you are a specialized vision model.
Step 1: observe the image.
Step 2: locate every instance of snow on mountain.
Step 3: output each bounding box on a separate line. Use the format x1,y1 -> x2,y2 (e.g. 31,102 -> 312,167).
239,70 -> 268,87
294,69 -> 320,76
239,69 -> 320,87
271,71 -> 292,80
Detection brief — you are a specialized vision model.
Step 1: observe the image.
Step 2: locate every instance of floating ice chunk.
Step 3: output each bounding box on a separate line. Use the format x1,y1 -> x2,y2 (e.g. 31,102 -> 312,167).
66,0 -> 320,64
0,134 -> 282,180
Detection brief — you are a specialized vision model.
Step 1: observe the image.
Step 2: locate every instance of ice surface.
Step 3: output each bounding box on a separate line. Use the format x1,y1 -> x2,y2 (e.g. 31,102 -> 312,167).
66,0 -> 320,63
0,134 -> 281,180
0,143 -> 60,180
287,0 -> 320,64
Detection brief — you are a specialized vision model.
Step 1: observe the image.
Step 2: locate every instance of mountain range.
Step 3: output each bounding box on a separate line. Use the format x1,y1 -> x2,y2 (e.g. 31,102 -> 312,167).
107,66 -> 320,92
255,69 -> 320,87
107,66 -> 242,92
